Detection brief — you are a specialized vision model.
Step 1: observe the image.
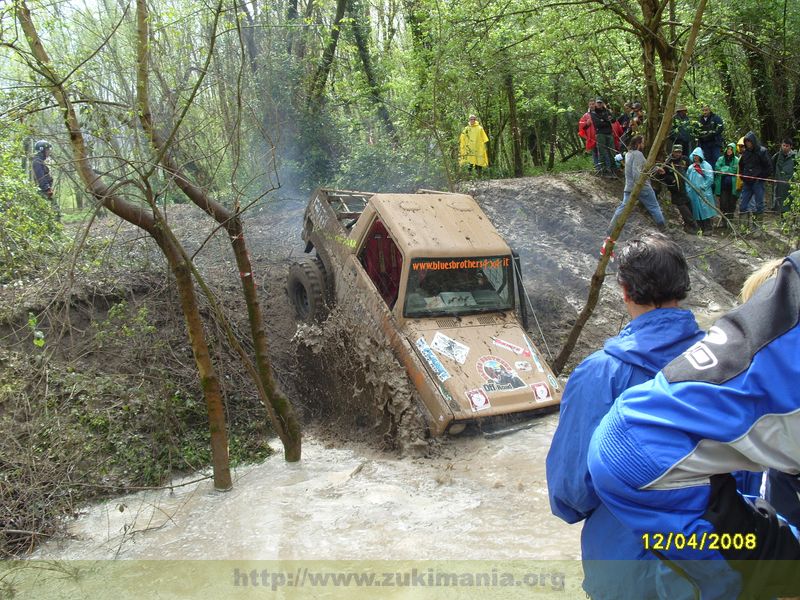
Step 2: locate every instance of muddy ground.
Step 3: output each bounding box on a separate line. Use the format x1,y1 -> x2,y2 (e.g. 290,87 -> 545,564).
2,173 -> 791,573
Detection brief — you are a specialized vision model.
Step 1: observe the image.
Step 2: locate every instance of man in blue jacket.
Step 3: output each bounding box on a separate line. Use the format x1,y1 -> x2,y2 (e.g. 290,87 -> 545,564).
546,232 -> 704,599
697,105 -> 724,167
588,251 -> 800,599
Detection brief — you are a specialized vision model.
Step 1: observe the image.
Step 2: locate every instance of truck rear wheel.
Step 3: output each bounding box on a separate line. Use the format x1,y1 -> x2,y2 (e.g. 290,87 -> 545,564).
287,258 -> 327,322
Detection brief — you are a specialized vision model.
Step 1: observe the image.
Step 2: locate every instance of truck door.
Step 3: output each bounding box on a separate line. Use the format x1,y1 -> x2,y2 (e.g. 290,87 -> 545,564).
358,219 -> 403,309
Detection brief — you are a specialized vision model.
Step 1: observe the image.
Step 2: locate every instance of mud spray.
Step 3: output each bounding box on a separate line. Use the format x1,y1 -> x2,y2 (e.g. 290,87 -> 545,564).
293,305 -> 430,455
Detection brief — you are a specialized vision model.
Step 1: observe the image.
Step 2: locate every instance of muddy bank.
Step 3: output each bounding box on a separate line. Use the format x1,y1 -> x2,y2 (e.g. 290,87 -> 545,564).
465,175 -> 780,371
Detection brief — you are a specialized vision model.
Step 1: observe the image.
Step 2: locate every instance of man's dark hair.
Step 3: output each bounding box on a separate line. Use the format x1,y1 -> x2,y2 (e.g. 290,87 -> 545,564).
616,233 -> 690,306
629,135 -> 644,150
783,138 -> 794,147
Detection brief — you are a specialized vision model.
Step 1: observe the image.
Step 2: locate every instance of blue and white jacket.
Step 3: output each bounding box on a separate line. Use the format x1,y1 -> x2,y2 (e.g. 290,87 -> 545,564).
547,308 -> 704,599
588,251 -> 800,599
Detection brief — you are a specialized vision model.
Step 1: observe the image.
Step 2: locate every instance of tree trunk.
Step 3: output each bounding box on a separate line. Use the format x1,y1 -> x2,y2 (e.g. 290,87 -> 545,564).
237,0 -> 258,73
308,0 -> 347,107
641,37 -> 660,147
505,72 -> 523,177
349,0 -> 398,144
717,46 -> 748,130
547,81 -> 560,172
745,43 -> 779,143
17,0 -> 233,490
136,0 -> 302,462
553,0 -> 708,375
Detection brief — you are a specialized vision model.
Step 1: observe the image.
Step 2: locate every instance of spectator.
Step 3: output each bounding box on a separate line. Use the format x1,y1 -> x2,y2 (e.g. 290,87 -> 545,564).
686,147 -> 719,234
629,102 -> 645,133
547,232 -> 703,600
738,259 -> 798,525
669,105 -> 694,154
608,136 -> 666,232
654,144 -> 698,233
620,102 -> 644,151
617,101 -> 633,135
579,100 -> 600,174
590,98 -> 617,177
697,105 -> 724,167
714,142 -> 740,225
772,138 -> 796,217
32,139 -> 58,218
458,114 -> 489,175
588,250 -> 800,600
738,131 -> 773,226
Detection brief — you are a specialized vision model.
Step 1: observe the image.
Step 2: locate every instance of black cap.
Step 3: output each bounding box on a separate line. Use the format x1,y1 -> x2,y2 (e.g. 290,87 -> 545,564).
595,97 -> 605,104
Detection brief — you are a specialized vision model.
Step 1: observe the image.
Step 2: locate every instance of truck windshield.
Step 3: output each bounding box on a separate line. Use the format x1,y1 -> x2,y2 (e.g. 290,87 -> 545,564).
404,256 -> 514,318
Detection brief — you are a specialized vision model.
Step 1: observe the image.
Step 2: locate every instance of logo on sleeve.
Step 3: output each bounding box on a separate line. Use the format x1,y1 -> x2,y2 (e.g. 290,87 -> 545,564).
684,326 -> 728,371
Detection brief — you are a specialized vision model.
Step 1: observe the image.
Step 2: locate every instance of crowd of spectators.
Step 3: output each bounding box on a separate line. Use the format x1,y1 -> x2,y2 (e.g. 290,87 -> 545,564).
578,100 -> 797,233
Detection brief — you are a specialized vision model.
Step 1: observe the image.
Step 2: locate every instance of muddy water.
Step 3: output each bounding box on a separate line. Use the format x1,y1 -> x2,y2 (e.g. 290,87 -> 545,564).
36,421 -> 580,561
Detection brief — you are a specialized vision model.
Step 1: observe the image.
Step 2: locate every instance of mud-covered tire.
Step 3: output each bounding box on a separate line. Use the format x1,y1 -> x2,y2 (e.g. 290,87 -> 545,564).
286,258 -> 327,322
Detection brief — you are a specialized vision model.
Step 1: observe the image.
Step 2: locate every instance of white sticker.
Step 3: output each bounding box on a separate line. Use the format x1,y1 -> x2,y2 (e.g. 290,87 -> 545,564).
547,373 -> 560,390
431,331 -> 470,365
466,388 -> 491,412
522,335 -> 545,373
515,361 -> 532,372
492,337 -> 529,356
532,382 -> 552,403
416,337 -> 451,382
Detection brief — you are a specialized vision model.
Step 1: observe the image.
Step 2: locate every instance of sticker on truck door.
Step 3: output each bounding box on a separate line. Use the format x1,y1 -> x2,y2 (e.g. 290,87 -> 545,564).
416,337 -> 451,382
431,331 -> 469,364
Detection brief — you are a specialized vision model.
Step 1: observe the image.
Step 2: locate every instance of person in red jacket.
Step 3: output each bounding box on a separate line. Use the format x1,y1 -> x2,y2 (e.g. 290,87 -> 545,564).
579,99 -> 600,174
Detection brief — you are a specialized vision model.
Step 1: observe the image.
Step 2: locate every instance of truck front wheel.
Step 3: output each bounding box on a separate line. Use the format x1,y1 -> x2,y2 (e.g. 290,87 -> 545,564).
287,259 -> 327,322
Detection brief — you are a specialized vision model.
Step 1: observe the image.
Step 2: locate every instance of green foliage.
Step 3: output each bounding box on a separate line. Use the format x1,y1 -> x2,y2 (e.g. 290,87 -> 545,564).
27,312 -> 45,348
0,123 -> 63,283
333,132 -> 446,191
94,301 -> 158,349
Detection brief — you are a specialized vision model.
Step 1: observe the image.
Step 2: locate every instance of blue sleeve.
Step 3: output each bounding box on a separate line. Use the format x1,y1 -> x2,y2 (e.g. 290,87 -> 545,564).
587,384 -> 744,598
546,351 -> 630,524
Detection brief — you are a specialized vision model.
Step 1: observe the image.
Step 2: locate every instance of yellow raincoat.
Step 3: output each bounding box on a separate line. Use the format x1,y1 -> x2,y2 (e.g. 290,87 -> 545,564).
459,122 -> 489,167
736,135 -> 745,192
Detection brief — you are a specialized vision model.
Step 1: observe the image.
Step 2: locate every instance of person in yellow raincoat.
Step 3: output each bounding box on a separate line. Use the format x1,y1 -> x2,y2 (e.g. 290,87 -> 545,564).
459,115 -> 489,174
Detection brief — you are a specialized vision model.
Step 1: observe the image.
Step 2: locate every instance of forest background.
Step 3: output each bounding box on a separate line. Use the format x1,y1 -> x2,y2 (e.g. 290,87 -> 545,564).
2,0 -> 799,209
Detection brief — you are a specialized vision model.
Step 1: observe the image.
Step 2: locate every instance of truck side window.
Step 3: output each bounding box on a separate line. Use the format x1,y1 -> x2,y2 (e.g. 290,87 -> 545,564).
358,219 -> 402,309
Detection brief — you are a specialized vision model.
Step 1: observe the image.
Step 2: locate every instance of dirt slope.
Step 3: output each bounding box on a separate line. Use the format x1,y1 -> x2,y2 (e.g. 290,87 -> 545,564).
463,175 -> 780,373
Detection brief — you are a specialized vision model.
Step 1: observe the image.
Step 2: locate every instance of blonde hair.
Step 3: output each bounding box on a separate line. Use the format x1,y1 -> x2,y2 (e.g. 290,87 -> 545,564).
739,259 -> 784,303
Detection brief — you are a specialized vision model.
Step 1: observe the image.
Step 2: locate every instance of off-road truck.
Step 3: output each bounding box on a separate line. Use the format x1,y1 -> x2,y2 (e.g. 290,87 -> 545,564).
287,189 -> 561,435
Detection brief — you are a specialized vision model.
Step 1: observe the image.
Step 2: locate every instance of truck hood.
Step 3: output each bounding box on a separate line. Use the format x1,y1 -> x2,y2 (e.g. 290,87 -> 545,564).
406,316 -> 562,421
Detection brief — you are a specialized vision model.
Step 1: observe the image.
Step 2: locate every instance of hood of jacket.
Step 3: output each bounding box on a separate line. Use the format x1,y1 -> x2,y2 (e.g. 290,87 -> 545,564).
689,146 -> 706,162
603,308 -> 702,376
721,142 -> 738,162
744,131 -> 761,150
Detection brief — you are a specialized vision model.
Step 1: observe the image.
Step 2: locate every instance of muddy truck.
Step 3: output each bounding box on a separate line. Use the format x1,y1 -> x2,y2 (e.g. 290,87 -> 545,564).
287,189 -> 562,435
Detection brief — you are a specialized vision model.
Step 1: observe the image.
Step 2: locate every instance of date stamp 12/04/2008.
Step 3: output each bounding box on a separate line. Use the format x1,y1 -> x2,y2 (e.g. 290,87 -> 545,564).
642,532 -> 757,552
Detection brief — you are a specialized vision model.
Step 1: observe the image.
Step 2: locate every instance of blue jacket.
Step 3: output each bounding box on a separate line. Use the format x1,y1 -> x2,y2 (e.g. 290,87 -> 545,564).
686,147 -> 718,221
588,252 -> 800,600
546,308 -> 703,599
